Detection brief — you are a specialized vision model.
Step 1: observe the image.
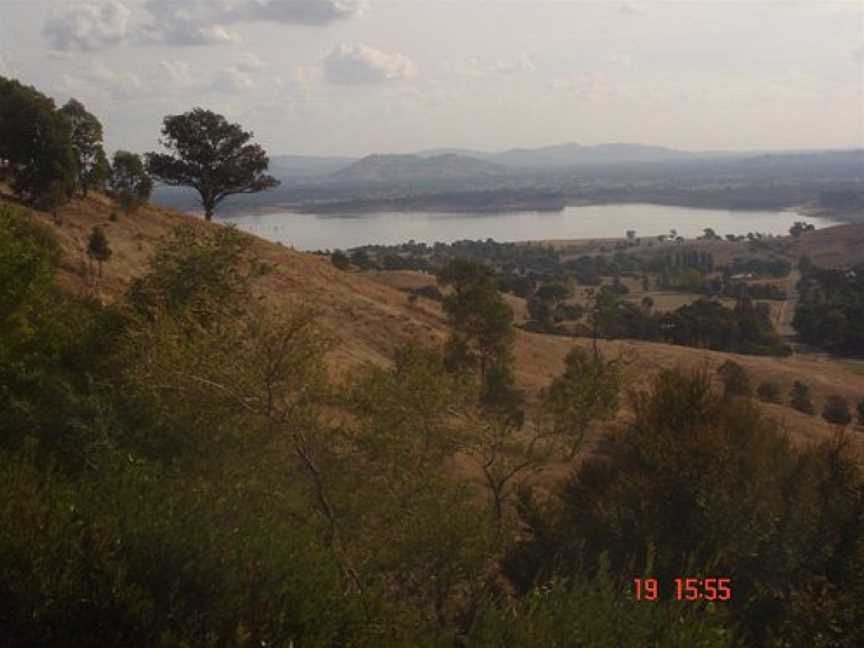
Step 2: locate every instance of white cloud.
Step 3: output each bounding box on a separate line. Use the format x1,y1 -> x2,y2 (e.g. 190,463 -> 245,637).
619,4 -> 640,16
236,52 -> 267,72
284,64 -> 321,98
853,45 -> 864,65
62,62 -> 143,99
212,66 -> 256,93
208,53 -> 268,92
455,52 -> 535,78
228,0 -> 366,25
609,54 -> 633,69
549,73 -> 607,100
140,2 -> 244,47
140,0 -> 362,47
160,60 -> 195,86
495,52 -> 535,75
43,1 -> 131,51
197,25 -> 244,45
323,44 -> 416,85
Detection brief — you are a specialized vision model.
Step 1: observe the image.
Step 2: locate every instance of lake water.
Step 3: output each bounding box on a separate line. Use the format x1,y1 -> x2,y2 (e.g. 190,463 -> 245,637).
218,203 -> 840,251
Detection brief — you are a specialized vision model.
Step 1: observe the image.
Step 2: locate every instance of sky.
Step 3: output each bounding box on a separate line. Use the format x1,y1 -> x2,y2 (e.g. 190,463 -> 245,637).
1,0 -> 862,157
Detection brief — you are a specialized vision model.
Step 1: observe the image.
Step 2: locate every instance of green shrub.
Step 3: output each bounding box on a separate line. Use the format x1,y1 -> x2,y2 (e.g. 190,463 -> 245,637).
756,381 -> 783,404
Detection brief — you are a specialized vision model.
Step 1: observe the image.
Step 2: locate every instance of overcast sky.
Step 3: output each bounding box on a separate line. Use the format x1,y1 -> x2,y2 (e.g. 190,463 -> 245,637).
1,0 -> 862,157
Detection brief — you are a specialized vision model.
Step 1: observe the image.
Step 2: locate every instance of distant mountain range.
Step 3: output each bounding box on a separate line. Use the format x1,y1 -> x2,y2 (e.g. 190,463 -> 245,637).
413,142 -> 705,167
330,153 -> 509,183
272,142 -> 707,179
268,143 -> 861,183
269,154 -> 357,177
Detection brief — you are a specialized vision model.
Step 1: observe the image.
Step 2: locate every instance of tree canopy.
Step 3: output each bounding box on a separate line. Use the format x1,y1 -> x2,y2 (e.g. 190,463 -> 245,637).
146,108 -> 279,221
109,151 -> 152,214
59,99 -> 109,197
0,77 -> 75,207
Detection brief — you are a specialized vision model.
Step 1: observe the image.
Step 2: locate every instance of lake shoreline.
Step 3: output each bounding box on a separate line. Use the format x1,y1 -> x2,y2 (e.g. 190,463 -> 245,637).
216,197 -> 860,224
216,202 -> 841,252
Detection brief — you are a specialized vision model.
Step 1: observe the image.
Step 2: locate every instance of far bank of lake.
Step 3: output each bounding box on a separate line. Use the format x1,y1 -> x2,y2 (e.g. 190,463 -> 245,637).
219,203 -> 840,251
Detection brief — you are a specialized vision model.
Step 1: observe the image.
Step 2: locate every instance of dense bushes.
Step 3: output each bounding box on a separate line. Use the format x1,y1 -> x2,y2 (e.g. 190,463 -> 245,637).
505,368 -> 864,647
794,264 -> 864,357
580,288 -> 789,356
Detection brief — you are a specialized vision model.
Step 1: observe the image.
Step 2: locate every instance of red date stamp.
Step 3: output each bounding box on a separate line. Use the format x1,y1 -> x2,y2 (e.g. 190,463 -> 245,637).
633,577 -> 732,601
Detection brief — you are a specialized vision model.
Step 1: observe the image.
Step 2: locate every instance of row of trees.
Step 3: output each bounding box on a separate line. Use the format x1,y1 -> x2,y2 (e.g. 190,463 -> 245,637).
718,361 -> 864,426
0,76 -> 278,220
0,78 -> 152,212
522,283 -> 789,357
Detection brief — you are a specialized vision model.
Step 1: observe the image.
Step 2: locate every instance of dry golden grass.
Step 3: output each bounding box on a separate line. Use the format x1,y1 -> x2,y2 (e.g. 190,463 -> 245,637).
15,192 -> 864,458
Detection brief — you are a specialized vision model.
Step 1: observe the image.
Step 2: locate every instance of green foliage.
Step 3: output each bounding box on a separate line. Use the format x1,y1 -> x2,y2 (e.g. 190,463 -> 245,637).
789,221 -> 815,239
0,203 -> 117,467
756,381 -> 782,404
793,263 -> 864,357
0,449 -> 382,648
86,226 -> 111,276
506,367 -> 864,646
789,380 -> 816,415
0,77 -> 76,207
4,200 -> 863,646
146,108 -> 279,221
331,249 -> 350,270
439,260 -> 513,373
717,360 -> 752,398
438,258 -> 522,427
543,347 -> 622,458
126,224 -> 267,323
527,282 -> 570,330
109,151 -> 152,214
469,570 -> 737,648
59,98 -> 108,197
821,395 -> 852,427
349,249 -> 374,270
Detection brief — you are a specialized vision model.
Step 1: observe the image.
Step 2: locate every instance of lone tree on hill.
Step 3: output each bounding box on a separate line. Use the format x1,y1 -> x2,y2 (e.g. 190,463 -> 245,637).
438,258 -> 523,426
822,395 -> 852,429
60,98 -> 109,197
789,221 -> 816,239
789,381 -> 816,415
717,360 -> 752,398
331,250 -> 350,271
110,151 -> 152,214
146,108 -> 279,221
87,226 -> 111,277
756,381 -> 783,404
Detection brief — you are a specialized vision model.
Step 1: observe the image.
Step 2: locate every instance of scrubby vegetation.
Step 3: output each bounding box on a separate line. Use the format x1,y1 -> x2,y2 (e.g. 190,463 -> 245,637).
2,202 -> 863,646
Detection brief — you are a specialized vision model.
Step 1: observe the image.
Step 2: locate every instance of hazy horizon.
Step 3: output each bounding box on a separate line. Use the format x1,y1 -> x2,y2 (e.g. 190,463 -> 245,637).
2,1 -> 862,157
272,142 -> 863,159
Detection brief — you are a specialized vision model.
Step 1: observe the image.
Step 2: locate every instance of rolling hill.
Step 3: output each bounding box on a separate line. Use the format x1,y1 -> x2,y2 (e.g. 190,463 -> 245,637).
14,192 -> 864,456
331,153 -> 509,183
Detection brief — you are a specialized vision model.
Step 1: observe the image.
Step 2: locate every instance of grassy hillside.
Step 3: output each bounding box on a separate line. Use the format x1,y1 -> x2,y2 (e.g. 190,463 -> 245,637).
15,192 -> 864,455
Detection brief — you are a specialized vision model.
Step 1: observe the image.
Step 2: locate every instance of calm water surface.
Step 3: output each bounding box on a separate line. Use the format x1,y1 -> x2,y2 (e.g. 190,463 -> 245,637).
219,203 -> 839,251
